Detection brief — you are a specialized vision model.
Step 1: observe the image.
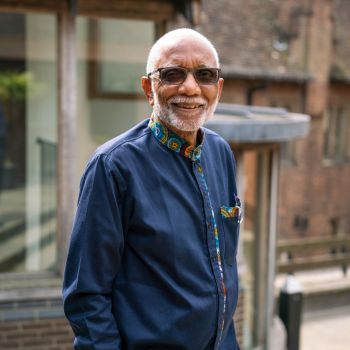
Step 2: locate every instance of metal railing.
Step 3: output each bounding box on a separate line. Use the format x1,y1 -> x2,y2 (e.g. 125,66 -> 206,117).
277,236 -> 350,275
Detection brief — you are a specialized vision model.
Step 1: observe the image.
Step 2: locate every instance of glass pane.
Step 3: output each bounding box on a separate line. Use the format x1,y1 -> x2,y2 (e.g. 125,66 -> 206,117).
75,17 -> 153,181
335,107 -> 343,160
0,13 -> 57,273
240,149 -> 272,349
347,111 -> 350,160
97,19 -> 151,95
322,110 -> 331,159
241,150 -> 258,349
87,19 -> 155,97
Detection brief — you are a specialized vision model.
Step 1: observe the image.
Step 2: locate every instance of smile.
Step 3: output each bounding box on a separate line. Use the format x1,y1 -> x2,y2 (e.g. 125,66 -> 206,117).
171,103 -> 205,109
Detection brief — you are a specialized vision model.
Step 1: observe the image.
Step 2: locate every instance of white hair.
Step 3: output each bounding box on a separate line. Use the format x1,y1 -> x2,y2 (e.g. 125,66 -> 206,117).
146,28 -> 220,74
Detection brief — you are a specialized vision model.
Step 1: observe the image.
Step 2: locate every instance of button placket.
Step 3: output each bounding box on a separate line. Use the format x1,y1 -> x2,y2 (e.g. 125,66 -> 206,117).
193,160 -> 226,349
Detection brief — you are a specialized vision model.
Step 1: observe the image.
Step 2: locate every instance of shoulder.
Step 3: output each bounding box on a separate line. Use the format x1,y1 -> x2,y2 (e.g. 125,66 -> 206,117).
202,127 -> 234,158
83,119 -> 152,177
94,119 -> 152,159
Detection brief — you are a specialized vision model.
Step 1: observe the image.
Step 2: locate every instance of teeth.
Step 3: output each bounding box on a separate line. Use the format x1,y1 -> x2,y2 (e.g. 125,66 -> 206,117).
175,104 -> 200,109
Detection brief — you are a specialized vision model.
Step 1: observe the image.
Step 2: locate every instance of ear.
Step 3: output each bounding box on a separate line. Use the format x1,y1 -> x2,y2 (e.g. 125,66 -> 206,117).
141,76 -> 154,106
217,78 -> 224,101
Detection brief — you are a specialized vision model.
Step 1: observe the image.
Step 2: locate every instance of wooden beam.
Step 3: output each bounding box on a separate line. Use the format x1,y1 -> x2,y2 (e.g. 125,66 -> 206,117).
0,0 -> 67,13
56,9 -> 78,276
0,0 -> 175,20
78,0 -> 174,21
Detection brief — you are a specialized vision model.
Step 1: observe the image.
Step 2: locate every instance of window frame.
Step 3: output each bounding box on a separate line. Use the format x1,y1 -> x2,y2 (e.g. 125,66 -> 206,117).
87,18 -> 163,100
323,105 -> 350,165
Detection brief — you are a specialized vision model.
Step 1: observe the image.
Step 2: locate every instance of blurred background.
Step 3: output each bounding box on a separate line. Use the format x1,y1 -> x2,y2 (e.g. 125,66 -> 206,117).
0,1 -> 349,349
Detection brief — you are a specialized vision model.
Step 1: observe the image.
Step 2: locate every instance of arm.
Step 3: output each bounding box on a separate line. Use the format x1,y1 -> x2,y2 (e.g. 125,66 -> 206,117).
63,154 -> 125,349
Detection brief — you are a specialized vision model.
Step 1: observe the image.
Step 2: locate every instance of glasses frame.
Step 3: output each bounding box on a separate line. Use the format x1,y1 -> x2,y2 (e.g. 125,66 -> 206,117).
147,66 -> 221,85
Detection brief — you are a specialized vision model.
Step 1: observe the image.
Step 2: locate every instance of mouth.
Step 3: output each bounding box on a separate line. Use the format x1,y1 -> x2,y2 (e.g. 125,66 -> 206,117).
171,103 -> 205,110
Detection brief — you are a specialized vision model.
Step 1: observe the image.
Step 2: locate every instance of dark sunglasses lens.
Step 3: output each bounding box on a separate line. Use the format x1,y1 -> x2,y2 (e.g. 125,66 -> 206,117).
195,68 -> 219,84
160,68 -> 186,84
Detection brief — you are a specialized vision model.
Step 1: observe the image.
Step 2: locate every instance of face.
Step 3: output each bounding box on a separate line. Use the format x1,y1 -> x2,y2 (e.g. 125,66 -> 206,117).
142,37 -> 224,133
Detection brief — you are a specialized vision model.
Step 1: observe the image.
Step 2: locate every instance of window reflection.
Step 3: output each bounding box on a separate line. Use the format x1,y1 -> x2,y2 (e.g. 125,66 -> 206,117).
0,13 -> 57,273
75,17 -> 154,182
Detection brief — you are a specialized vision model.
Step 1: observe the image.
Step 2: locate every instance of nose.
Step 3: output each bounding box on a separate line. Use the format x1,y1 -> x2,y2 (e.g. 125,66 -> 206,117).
178,71 -> 201,96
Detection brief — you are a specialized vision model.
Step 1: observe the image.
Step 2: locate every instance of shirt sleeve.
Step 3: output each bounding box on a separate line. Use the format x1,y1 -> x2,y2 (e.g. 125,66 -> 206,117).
63,154 -> 125,349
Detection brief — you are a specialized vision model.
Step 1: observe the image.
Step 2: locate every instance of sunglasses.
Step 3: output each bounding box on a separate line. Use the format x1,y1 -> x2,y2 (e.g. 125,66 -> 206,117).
147,66 -> 221,85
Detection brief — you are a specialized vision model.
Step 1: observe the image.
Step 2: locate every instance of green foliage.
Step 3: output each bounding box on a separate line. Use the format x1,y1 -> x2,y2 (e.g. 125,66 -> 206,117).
0,71 -> 43,101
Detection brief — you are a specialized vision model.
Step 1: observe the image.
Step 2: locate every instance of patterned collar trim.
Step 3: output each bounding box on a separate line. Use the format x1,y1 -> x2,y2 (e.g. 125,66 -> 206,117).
148,114 -> 204,162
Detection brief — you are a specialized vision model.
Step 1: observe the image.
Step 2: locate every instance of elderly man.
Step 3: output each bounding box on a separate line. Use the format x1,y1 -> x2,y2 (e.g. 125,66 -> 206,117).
63,28 -> 241,350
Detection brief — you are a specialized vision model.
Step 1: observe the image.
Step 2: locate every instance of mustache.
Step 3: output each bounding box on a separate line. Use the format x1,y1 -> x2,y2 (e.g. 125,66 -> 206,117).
168,96 -> 207,105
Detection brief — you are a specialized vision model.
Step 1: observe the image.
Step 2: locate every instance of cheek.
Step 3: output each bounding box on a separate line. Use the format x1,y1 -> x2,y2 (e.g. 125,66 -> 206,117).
156,85 -> 179,104
203,87 -> 219,104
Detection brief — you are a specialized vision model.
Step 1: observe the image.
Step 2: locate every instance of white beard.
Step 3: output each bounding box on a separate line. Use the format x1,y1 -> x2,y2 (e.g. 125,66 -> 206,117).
153,94 -> 218,132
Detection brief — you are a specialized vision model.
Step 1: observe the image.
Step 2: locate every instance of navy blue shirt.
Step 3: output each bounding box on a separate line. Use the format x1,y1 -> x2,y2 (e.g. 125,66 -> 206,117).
63,116 -> 241,350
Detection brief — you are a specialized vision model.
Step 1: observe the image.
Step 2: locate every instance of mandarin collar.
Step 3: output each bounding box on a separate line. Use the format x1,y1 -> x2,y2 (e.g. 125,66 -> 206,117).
148,114 -> 204,162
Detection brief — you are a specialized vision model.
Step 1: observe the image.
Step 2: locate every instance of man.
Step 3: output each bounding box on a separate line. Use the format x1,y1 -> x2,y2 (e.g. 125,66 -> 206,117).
63,28 -> 241,350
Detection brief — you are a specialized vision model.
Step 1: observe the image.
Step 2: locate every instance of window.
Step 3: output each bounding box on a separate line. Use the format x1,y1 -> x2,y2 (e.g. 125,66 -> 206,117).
75,17 -> 155,180
280,140 -> 297,164
0,13 -> 57,273
323,106 -> 350,163
88,18 -> 153,98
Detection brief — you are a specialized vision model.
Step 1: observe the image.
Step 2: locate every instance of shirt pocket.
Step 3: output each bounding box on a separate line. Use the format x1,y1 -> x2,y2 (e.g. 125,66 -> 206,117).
220,204 -> 241,266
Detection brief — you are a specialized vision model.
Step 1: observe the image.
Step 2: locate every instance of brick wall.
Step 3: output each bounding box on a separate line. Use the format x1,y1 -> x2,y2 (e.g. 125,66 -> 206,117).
220,78 -> 350,241
278,113 -> 350,239
0,318 -> 73,350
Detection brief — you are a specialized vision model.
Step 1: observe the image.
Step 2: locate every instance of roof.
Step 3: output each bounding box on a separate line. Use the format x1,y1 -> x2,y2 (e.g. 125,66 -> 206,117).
205,103 -> 310,143
221,65 -> 312,83
198,0 -> 307,81
196,0 -> 350,82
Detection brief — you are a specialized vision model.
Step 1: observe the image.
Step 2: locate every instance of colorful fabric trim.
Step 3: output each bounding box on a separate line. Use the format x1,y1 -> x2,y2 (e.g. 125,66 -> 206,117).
221,196 -> 243,222
220,206 -> 240,218
197,163 -> 226,341
148,114 -> 203,162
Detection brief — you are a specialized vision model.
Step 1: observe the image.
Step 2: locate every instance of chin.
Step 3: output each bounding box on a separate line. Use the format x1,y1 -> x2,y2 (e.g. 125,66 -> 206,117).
154,102 -> 216,133
167,110 -> 210,132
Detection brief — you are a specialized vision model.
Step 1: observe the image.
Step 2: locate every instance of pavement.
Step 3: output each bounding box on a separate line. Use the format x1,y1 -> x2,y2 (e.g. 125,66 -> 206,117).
301,305 -> 350,350
275,267 -> 350,350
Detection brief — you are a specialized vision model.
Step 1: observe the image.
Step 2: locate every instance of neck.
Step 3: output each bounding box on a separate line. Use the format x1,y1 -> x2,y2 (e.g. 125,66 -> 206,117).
161,119 -> 198,146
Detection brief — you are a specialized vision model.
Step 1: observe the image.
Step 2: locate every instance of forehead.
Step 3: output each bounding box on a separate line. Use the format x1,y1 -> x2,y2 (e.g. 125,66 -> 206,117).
155,37 -> 218,69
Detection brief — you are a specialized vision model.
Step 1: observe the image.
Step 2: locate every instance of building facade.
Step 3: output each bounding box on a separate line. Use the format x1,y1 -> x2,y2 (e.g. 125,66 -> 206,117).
197,0 -> 350,243
0,0 -> 348,350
